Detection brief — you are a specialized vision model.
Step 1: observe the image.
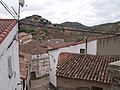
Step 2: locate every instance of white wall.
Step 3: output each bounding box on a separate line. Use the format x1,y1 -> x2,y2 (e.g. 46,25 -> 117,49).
31,53 -> 50,78
87,40 -> 97,55
0,24 -> 21,90
49,40 -> 97,87
32,53 -> 48,60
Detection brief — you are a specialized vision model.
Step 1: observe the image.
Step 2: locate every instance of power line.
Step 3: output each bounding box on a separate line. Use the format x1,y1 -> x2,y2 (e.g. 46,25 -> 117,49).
61,0 -> 100,23
0,0 -> 17,19
20,22 -> 120,36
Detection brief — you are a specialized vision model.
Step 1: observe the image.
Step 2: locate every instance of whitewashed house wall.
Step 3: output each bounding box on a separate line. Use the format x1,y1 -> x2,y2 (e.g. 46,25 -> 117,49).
48,40 -> 97,88
0,24 -> 21,90
31,53 -> 49,78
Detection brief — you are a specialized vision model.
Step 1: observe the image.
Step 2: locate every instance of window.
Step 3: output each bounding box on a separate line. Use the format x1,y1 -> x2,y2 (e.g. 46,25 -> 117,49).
31,71 -> 36,79
8,56 -> 13,79
91,86 -> 103,90
37,55 -> 39,57
80,49 -> 85,54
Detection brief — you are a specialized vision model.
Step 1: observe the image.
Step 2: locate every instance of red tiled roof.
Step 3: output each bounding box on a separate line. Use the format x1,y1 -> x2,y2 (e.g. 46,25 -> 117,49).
57,52 -> 120,84
20,40 -> 47,55
39,39 -> 65,47
48,42 -> 72,49
19,52 -> 31,80
0,19 -> 17,44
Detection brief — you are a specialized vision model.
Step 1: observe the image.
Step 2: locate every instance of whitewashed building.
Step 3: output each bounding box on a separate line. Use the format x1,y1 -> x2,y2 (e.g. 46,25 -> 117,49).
48,39 -> 97,89
20,40 -> 49,78
0,19 -> 21,90
48,36 -> 120,90
31,52 -> 49,78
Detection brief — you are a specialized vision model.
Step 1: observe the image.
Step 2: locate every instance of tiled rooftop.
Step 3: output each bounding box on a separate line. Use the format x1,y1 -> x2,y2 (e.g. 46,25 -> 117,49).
48,42 -> 72,49
57,52 -> 120,84
20,40 -> 47,55
19,52 -> 31,80
0,19 -> 17,44
39,39 -> 65,48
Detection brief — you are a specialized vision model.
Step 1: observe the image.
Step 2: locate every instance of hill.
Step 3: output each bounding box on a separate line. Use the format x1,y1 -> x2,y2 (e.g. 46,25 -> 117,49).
20,15 -> 85,42
90,21 -> 120,34
20,15 -> 120,43
56,22 -> 89,30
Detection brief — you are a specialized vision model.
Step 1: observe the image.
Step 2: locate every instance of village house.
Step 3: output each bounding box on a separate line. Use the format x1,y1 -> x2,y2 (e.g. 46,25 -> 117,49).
20,39 -> 71,79
56,52 -> 120,90
19,52 -> 31,90
20,40 -> 49,79
31,48 -> 49,79
48,36 -> 120,89
0,19 -> 21,90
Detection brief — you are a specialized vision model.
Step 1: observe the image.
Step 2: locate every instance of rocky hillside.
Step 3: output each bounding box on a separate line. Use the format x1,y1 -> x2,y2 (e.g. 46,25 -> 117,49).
90,21 -> 120,34
20,15 -> 85,42
20,15 -> 120,43
57,22 -> 89,30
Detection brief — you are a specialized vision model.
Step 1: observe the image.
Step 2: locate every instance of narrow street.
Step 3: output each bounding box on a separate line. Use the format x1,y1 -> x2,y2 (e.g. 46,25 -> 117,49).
31,76 -> 49,90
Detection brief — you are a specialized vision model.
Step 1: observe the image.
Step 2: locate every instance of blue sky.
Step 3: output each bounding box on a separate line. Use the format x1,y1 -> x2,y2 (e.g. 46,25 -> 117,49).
0,0 -> 120,26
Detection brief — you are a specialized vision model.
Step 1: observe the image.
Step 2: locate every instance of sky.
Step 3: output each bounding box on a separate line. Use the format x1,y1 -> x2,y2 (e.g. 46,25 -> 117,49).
0,0 -> 120,26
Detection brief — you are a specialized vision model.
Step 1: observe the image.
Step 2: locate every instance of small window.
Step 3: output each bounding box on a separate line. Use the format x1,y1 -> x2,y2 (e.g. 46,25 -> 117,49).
37,55 -> 39,57
80,49 -> 85,53
31,71 -> 36,80
91,86 -> 103,90
8,56 -> 13,79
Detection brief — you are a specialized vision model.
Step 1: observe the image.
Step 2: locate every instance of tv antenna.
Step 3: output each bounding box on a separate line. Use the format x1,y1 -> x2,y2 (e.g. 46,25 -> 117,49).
18,0 -> 25,20
0,0 -> 18,19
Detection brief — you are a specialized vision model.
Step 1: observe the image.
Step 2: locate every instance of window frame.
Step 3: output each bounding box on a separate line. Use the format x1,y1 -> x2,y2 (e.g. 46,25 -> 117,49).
80,49 -> 85,54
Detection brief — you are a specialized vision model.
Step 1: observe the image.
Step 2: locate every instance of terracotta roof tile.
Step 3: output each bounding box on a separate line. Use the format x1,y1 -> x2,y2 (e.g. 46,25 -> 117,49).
20,40 -> 47,55
0,19 -> 17,44
39,39 -> 65,47
57,53 -> 120,84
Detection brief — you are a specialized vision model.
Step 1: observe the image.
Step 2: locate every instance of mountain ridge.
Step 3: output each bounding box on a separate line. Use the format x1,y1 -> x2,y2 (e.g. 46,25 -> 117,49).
20,15 -> 120,42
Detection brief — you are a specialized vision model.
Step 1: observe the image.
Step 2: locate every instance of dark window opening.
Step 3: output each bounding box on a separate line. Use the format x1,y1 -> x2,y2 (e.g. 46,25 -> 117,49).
31,71 -> 36,80
80,49 -> 85,53
8,56 -> 13,79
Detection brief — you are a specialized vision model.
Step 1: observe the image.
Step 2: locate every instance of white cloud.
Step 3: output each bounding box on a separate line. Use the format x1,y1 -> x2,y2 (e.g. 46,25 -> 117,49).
0,0 -> 120,26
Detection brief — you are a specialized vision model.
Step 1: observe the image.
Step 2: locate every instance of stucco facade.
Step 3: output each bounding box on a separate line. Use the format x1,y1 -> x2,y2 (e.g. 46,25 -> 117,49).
31,53 -> 49,78
0,24 -> 21,90
49,36 -> 120,89
97,36 -> 120,55
48,40 -> 97,88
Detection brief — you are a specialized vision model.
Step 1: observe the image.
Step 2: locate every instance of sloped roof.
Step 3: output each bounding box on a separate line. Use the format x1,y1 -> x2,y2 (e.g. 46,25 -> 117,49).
39,39 -> 65,48
20,40 -> 47,55
57,52 -> 120,84
0,19 -> 17,44
48,42 -> 72,49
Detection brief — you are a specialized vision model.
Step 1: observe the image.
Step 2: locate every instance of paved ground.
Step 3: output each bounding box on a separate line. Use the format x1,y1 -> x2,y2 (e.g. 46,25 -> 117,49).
31,76 -> 50,90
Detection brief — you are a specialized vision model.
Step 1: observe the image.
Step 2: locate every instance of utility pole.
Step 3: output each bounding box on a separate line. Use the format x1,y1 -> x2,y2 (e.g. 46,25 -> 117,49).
85,36 -> 87,54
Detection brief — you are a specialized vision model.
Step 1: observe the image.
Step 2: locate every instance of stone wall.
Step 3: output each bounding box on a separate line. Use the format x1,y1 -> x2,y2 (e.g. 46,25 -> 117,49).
57,77 -> 111,90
